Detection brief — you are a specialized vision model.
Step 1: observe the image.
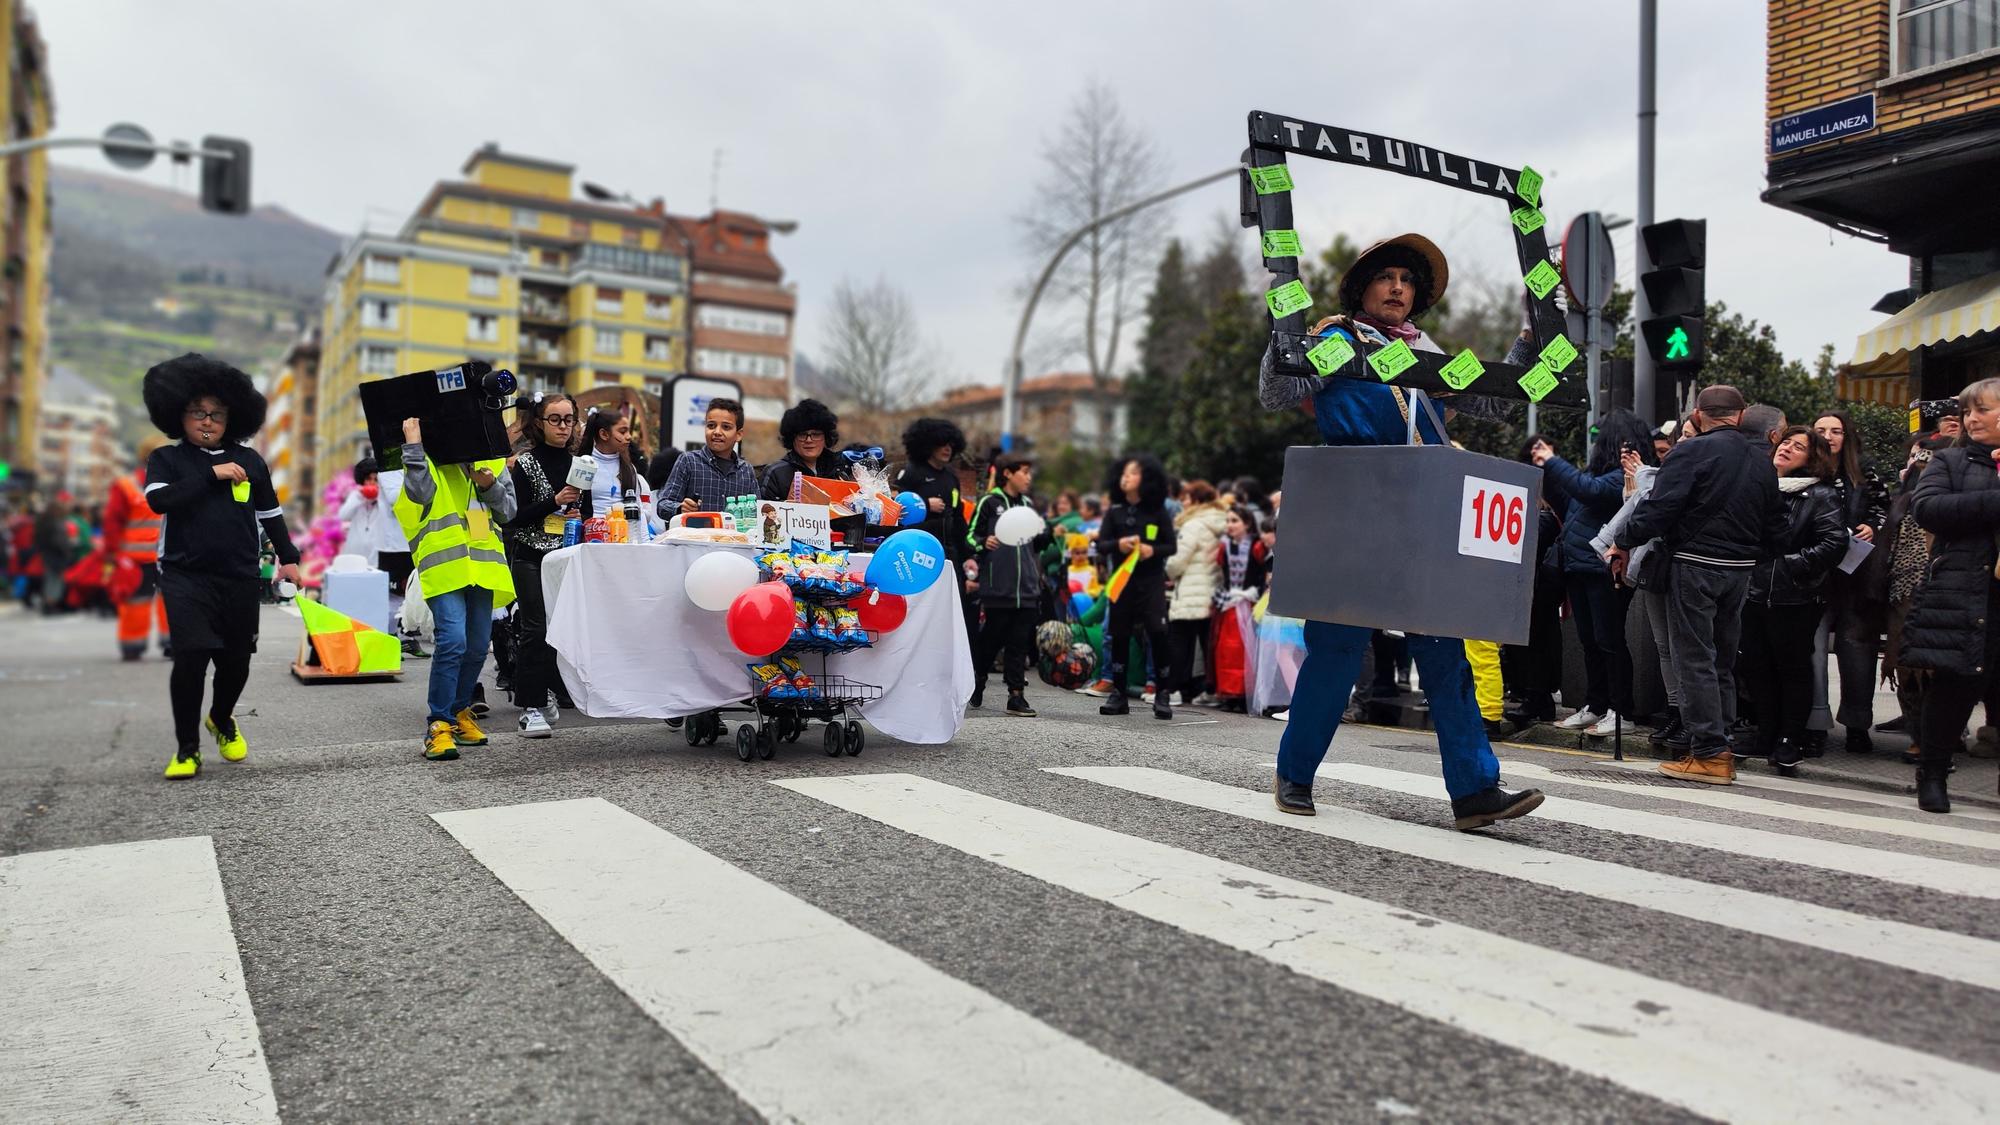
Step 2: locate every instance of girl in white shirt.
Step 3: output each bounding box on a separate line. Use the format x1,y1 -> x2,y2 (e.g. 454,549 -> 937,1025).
581,408 -> 661,539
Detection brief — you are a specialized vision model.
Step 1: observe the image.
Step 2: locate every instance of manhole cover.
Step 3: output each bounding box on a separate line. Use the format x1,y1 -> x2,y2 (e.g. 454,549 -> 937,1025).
1550,768 -> 1708,788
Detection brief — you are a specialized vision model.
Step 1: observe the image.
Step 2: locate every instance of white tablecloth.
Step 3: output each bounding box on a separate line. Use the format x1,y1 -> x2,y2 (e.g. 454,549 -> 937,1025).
542,542 -> 973,744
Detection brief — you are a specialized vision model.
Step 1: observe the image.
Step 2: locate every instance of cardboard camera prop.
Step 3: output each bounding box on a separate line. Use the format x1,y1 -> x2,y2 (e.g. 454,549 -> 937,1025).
1240,110 -> 1586,409
359,361 -> 516,465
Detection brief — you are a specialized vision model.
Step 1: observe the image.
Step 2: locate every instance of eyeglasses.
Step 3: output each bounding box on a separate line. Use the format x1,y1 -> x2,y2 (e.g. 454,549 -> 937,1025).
842,446 -> 886,463
184,408 -> 228,423
797,430 -> 827,442
543,415 -> 577,427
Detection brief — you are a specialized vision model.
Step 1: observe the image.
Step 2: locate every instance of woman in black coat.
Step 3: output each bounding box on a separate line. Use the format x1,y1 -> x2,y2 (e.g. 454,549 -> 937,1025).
1740,427 -> 1849,775
1902,378 -> 2000,813
1808,409 -> 1891,754
760,399 -> 861,544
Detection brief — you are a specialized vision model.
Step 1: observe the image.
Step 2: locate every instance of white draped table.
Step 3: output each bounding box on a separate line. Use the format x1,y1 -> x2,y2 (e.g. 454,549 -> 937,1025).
541,541 -> 973,744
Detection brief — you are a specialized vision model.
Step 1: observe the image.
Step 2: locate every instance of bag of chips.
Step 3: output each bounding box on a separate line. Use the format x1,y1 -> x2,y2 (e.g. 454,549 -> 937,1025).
811,606 -> 840,643
833,605 -> 868,646
789,600 -> 814,645
745,662 -> 796,699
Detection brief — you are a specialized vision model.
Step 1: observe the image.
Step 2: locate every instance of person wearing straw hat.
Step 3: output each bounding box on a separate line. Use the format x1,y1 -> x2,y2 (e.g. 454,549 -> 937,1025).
1258,233 -> 1544,830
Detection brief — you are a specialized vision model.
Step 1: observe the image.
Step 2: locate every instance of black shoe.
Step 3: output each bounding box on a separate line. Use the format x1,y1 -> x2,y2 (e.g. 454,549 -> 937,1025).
1006,693 -> 1036,717
401,636 -> 430,659
1771,737 -> 1804,771
470,683 -> 490,718
969,683 -> 985,709
1875,715 -> 1908,734
1648,710 -> 1684,746
495,671 -> 513,694
1901,745 -> 1922,766
1800,729 -> 1827,758
1099,693 -> 1130,716
1484,717 -> 1517,741
1450,786 -> 1545,831
1844,727 -> 1874,755
1916,768 -> 1951,814
1273,775 -> 1315,816
1153,694 -> 1173,720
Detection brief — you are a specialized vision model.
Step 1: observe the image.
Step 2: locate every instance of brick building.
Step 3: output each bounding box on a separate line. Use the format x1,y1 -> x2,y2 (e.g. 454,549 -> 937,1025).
929,373 -> 1128,456
669,210 -> 797,462
1764,1 -> 2000,403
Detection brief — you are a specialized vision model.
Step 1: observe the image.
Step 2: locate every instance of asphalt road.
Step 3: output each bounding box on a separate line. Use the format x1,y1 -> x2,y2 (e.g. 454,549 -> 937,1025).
3,604 -> 1997,1124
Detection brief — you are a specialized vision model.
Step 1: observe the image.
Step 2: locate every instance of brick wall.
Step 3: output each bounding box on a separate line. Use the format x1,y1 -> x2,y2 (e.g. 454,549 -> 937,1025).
1768,0 -> 2000,155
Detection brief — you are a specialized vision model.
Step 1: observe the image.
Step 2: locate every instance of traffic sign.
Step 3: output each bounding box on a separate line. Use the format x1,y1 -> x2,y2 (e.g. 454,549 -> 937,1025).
1560,213 -> 1615,311
100,123 -> 155,171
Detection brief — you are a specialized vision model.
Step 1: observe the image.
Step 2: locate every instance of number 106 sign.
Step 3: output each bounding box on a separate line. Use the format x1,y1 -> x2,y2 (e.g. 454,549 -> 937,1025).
1458,476 -> 1528,564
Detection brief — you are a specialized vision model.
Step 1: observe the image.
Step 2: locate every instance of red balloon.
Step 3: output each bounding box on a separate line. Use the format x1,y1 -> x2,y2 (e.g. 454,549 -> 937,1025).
1068,578 -> 1084,594
727,581 -> 795,656
360,482 -> 380,500
852,588 -> 908,633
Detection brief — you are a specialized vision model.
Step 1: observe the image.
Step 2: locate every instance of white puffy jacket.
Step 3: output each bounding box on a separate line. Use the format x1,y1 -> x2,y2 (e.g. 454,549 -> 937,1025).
1165,504 -> 1227,621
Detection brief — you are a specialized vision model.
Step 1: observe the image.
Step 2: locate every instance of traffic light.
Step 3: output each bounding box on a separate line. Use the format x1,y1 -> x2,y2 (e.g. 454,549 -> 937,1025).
1639,219 -> 1705,370
199,136 -> 251,215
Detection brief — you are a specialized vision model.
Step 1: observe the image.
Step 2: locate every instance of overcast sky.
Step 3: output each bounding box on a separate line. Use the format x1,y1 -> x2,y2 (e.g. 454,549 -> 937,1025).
43,0 -> 1900,390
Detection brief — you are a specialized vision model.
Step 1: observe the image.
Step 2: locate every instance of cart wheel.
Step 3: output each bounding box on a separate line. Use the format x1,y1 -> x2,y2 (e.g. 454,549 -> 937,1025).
704,713 -> 723,746
823,722 -> 844,757
757,728 -> 777,760
734,725 -> 756,762
684,716 -> 702,746
844,720 -> 864,756
786,714 -> 804,743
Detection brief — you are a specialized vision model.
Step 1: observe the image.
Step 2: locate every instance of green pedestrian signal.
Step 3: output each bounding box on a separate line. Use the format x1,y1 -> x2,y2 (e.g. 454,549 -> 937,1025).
1665,326 -> 1691,361
1640,218 -> 1706,371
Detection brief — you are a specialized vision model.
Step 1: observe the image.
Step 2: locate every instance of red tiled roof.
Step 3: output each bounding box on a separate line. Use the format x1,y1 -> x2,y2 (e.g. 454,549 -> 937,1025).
933,373 -> 1121,409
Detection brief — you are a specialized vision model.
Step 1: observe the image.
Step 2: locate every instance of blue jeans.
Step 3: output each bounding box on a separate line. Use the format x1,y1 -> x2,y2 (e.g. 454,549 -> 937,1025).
426,586 -> 494,725
1276,619 -> 1500,800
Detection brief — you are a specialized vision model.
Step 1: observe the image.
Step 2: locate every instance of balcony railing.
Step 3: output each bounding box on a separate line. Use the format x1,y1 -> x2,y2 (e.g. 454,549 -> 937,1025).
519,296 -> 568,323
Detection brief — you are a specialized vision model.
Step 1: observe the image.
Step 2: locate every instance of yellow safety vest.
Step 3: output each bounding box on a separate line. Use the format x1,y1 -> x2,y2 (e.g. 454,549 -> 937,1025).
394,457 -> 515,607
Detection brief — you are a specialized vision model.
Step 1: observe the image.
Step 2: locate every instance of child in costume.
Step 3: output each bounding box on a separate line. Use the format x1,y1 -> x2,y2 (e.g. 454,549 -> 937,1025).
140,354 -> 301,779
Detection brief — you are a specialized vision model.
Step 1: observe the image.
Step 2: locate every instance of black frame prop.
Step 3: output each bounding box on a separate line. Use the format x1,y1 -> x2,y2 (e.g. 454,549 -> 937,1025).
1240,110 -> 1587,409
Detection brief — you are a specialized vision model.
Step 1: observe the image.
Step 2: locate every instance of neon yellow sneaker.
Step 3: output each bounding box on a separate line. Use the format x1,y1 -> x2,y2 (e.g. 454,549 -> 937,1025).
452,708 -> 489,747
424,720 -> 460,762
163,751 -> 200,779
205,716 -> 249,763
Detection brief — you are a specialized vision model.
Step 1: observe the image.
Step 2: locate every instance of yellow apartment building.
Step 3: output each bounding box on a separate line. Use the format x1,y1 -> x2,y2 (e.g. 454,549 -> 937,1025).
0,1 -> 52,481
316,145 -> 689,467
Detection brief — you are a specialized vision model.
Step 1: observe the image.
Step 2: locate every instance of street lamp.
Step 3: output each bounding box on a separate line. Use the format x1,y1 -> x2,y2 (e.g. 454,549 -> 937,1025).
0,123 -> 250,213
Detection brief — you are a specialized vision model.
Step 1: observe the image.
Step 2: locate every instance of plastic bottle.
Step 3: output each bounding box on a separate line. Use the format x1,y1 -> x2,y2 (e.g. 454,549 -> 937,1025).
561,506 -> 582,547
606,504 -> 628,544
622,487 -> 644,544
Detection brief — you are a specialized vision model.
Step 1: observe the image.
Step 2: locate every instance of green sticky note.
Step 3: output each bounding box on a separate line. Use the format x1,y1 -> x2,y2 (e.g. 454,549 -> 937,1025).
1247,164 -> 1294,195
1368,339 -> 1418,382
1306,333 -> 1356,376
1540,334 -> 1580,373
1439,349 -> 1486,391
1523,260 -> 1562,301
1515,165 -> 1543,208
1518,361 -> 1558,402
1264,279 -> 1312,319
1261,229 -> 1302,259
231,479 -> 251,503
1509,206 -> 1545,236
1145,524 -> 1158,541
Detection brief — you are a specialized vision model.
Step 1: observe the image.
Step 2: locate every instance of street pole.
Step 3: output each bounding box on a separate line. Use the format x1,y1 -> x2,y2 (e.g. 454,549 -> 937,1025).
1001,166 -> 1238,450
1633,0 -> 1658,424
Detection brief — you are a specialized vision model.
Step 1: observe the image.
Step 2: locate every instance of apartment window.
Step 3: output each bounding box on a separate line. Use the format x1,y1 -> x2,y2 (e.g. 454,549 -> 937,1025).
595,286 -> 624,315
693,347 -> 786,380
643,375 -> 665,400
645,295 -> 676,321
1896,0 -> 2000,73
513,207 -> 540,229
363,255 -> 400,283
539,248 -> 563,268
571,218 -> 590,239
360,346 -> 397,375
622,227 -> 642,246
468,314 -> 500,343
695,304 -> 788,337
645,336 -> 674,362
594,370 -> 622,387
468,269 -> 499,297
360,300 -> 397,330
596,328 -> 622,356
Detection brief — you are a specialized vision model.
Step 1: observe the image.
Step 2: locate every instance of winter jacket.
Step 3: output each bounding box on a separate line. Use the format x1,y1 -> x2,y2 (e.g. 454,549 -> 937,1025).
1901,445 -> 2000,676
1747,478 -> 1847,606
762,452 -> 863,544
1616,425 -> 1782,568
1165,503 -> 1227,621
1098,501 -> 1177,585
968,489 -> 1049,608
1540,455 -> 1626,576
894,461 -> 969,564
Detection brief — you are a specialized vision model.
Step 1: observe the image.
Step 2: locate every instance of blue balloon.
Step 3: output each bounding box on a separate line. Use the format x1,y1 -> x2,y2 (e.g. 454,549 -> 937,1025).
896,491 -> 927,526
1069,591 -> 1092,617
866,529 -> 947,596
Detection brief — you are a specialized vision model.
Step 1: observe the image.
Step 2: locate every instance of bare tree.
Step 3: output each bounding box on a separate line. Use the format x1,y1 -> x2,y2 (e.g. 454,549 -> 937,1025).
1018,81 -> 1167,431
817,276 -> 936,414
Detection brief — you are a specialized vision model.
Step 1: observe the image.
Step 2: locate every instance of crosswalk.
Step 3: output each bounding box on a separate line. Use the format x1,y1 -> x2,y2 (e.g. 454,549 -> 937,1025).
5,756 -> 1999,1122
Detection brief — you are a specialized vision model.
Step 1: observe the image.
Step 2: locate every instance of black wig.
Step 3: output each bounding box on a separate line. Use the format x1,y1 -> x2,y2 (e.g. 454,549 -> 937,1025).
901,417 -> 966,465
142,353 -> 267,443
779,398 -> 840,451
1107,453 -> 1170,510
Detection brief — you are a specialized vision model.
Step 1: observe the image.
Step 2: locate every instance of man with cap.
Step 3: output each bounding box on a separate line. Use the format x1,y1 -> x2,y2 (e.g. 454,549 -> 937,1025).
1609,384 -> 1783,784
1259,232 -> 1545,830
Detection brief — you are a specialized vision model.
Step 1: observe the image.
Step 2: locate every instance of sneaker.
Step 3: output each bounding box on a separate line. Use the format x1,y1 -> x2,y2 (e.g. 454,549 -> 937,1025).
424,720 -> 460,762
969,683 -> 985,709
1556,709 -> 1602,731
204,715 -> 249,763
401,635 -> 430,659
1844,726 -> 1875,755
1586,711 -> 1623,737
452,708 -> 489,747
1079,678 -> 1115,698
1005,693 -> 1036,717
1449,786 -> 1545,830
1152,694 -> 1173,720
1648,710 -> 1685,746
1099,693 -> 1130,716
163,750 -> 200,779
1660,751 -> 1735,785
1274,775 -> 1315,816
470,683 -> 490,718
545,692 -> 562,723
518,708 -> 553,739
1271,709 -> 1291,722
1192,692 -> 1221,708
1800,729 -> 1828,758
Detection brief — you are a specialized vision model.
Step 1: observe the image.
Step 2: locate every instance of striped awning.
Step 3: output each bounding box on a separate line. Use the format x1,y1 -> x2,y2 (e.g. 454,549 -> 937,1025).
1834,371 -> 1910,407
1851,270 -> 2000,370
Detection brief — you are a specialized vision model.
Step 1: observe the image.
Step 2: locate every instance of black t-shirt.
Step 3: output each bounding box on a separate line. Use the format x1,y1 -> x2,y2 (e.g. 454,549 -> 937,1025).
1098,501 -> 1176,582
144,441 -> 299,579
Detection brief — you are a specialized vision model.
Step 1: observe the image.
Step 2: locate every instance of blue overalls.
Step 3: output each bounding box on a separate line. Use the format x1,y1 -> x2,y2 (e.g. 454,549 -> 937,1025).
1273,329 -> 1502,800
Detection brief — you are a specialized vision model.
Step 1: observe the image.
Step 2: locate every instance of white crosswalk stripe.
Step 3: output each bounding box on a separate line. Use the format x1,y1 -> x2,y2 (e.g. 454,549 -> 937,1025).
1046,766 -> 2000,993
1501,759 -> 2000,851
1317,761 -> 2000,898
0,836 -> 279,1125
778,772 -> 2000,1124
433,797 -> 1228,1125
1608,758 -> 2000,823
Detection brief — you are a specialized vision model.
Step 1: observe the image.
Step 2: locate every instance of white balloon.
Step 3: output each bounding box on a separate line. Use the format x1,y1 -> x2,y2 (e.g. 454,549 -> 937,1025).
684,550 -> 760,611
994,506 -> 1047,547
